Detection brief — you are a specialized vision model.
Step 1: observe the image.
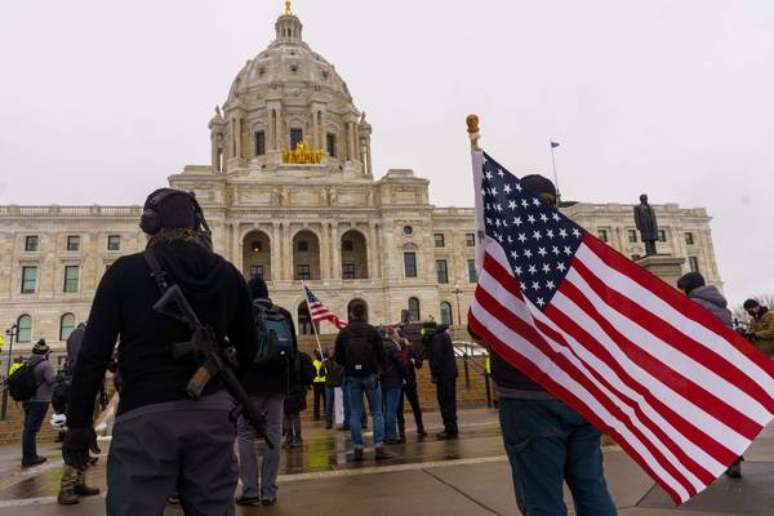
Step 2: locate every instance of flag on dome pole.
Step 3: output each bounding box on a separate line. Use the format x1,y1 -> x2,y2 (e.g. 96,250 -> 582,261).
465,115 -> 774,505
303,286 -> 348,330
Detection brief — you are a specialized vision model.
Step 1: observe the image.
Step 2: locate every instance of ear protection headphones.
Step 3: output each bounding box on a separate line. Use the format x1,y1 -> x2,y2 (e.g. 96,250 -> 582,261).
139,189 -> 211,236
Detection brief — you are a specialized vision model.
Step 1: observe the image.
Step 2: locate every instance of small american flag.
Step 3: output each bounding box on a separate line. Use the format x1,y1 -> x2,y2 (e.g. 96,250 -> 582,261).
469,150 -> 774,504
304,286 -> 347,330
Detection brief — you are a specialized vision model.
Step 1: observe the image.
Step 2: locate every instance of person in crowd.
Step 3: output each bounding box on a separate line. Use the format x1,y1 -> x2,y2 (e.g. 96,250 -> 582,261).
236,276 -> 297,507
62,188 -> 257,515
424,323 -> 459,439
470,174 -> 617,516
9,356 -> 25,376
335,303 -> 390,461
56,323 -> 100,505
677,272 -> 742,478
395,326 -> 426,438
21,339 -> 57,467
381,326 -> 407,444
743,299 -> 774,355
284,350 -> 316,448
312,349 -> 327,421
322,349 -> 344,430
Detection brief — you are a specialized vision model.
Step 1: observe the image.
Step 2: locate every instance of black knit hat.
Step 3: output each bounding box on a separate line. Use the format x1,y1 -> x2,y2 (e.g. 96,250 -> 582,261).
521,174 -> 557,205
248,275 -> 269,300
743,299 -> 760,310
143,188 -> 197,231
676,272 -> 705,294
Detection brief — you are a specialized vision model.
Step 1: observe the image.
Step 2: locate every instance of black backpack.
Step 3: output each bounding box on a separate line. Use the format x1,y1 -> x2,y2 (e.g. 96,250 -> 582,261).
7,361 -> 41,402
253,300 -> 294,367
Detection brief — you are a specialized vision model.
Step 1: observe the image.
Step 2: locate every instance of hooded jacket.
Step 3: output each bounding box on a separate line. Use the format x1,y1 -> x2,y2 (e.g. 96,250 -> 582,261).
687,285 -> 732,328
67,240 -> 257,428
425,325 -> 458,380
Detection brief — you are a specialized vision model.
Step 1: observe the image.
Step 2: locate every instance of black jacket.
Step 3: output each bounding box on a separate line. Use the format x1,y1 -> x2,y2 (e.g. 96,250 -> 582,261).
380,338 -> 407,389
426,326 -> 458,380
67,241 -> 257,428
241,302 -> 297,396
334,320 -> 385,378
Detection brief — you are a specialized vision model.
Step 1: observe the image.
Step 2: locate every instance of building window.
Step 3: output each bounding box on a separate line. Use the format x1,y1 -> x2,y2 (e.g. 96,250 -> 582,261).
404,252 -> 417,278
689,256 -> 700,273
468,259 -> 478,283
255,131 -> 266,156
465,233 -> 476,247
296,264 -> 311,281
250,265 -> 264,279
342,240 -> 353,252
434,233 -> 445,248
16,314 -> 32,343
21,266 -> 37,294
658,230 -> 667,243
59,313 -> 76,341
408,297 -> 421,322
107,235 -> 121,251
64,266 -> 79,293
67,235 -> 80,251
597,229 -> 609,243
440,302 -> 453,326
627,230 -> 638,243
436,260 -> 449,284
685,232 -> 695,245
343,263 -> 355,280
24,236 -> 39,252
326,133 -> 337,158
290,128 -> 303,150
297,240 -> 309,252
403,225 -> 413,236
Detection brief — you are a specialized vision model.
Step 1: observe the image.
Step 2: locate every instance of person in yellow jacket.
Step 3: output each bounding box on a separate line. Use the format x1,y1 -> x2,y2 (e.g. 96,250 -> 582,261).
9,357 -> 25,376
312,349 -> 327,421
743,299 -> 774,355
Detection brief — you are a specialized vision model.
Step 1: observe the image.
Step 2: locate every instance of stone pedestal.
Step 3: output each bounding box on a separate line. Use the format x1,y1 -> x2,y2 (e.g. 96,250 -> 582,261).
635,255 -> 686,287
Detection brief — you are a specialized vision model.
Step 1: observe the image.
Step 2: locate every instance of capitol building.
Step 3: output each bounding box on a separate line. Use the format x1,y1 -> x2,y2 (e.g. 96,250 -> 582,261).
0,4 -> 723,349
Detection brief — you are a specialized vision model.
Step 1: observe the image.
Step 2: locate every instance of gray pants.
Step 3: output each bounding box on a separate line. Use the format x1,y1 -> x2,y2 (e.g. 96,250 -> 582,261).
237,393 -> 284,500
106,392 -> 238,516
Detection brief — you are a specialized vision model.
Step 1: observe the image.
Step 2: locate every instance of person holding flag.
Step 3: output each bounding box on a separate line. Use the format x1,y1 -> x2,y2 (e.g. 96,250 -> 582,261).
465,115 -> 774,514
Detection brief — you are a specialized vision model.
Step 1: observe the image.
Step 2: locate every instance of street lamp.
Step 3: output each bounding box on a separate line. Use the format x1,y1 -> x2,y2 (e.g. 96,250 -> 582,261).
1,324 -> 17,421
452,284 -> 463,327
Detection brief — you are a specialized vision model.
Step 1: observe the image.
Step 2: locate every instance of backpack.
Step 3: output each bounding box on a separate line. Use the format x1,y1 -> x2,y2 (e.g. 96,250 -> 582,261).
7,361 -> 41,402
253,300 -> 294,367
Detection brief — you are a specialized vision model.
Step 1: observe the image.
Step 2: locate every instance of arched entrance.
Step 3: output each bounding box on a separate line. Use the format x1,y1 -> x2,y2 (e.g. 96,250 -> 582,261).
347,298 -> 368,323
341,230 -> 368,279
243,230 -> 271,281
293,230 -> 321,281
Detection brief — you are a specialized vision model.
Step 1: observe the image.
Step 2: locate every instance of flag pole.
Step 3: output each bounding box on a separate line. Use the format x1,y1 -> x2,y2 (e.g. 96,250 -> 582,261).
550,141 -> 561,203
467,115 -> 486,274
302,282 -> 328,374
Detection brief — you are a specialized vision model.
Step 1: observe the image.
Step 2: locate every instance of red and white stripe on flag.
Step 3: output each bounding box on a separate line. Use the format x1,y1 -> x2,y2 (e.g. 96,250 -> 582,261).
469,150 -> 774,505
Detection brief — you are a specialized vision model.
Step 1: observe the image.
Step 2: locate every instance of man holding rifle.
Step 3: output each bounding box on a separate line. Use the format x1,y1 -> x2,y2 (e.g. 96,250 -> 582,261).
64,188 -> 258,515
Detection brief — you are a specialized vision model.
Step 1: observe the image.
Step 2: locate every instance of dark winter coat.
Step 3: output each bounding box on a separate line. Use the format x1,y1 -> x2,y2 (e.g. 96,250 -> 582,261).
284,351 -> 315,414
425,325 -> 458,381
241,302 -> 298,396
67,240 -> 257,428
334,320 -> 385,378
688,286 -> 732,328
380,338 -> 407,389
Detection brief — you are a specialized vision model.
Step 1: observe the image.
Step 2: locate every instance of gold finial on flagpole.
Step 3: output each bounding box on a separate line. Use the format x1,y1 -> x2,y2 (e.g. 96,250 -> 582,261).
467,114 -> 481,151
283,1 -> 293,15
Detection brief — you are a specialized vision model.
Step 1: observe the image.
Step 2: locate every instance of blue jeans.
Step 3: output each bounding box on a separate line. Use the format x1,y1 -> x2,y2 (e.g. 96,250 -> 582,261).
346,375 -> 384,449
22,401 -> 49,462
382,387 -> 401,440
325,386 -> 335,426
499,398 -> 617,516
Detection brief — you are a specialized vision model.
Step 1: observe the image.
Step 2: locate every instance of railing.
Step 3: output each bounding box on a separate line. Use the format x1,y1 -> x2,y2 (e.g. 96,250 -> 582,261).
452,341 -> 494,408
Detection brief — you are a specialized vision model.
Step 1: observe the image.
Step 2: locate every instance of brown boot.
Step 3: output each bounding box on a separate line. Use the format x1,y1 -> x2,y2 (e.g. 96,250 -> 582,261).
57,489 -> 79,505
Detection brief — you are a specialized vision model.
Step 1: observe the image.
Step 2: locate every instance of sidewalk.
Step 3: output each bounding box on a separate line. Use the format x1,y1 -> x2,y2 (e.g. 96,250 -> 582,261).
0,408 -> 769,515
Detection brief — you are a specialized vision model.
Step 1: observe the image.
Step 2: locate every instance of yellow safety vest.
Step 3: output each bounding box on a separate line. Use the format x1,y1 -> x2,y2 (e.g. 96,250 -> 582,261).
313,359 -> 326,383
485,356 -> 491,375
9,362 -> 22,376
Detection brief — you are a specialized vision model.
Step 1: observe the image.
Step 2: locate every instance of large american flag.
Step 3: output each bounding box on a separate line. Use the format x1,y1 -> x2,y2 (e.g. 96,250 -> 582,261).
304,286 -> 347,330
469,150 -> 774,504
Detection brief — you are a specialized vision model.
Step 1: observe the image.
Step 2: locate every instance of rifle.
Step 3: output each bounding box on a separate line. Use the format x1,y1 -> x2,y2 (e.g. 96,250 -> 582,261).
153,283 -> 274,449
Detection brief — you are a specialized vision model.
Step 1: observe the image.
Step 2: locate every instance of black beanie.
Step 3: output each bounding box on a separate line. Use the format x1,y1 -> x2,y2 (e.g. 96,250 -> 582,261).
521,175 -> 557,204
676,272 -> 705,294
743,299 -> 760,310
248,275 -> 269,300
143,188 -> 197,231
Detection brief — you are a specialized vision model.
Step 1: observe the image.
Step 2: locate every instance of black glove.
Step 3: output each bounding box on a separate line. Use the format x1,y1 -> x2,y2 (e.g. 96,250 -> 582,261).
62,427 -> 100,470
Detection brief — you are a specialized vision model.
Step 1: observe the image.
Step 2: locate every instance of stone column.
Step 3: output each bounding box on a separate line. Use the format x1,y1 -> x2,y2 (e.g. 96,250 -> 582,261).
331,223 -> 341,280
368,223 -> 378,280
231,223 -> 242,273
234,118 -> 242,160
320,222 -> 330,282
272,222 -> 282,283
284,223 -> 294,281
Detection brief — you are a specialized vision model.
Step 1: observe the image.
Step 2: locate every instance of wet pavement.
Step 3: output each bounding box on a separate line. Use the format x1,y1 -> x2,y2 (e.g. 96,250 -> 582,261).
0,408 -> 770,515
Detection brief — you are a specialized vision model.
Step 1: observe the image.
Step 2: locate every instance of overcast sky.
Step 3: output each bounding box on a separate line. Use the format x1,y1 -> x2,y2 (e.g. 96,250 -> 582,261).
1,0 -> 772,305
